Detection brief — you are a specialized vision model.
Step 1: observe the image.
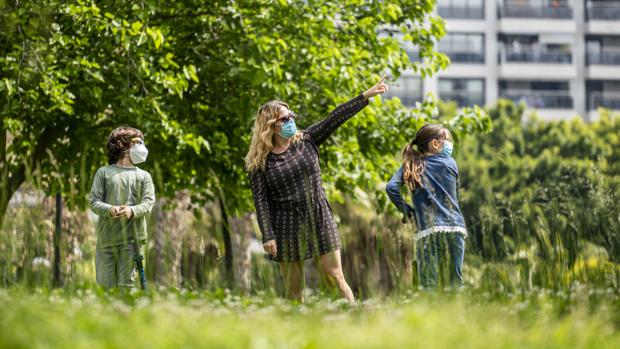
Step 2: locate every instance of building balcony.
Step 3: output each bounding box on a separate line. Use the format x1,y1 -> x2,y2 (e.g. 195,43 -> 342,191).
587,52 -> 620,65
406,50 -> 421,63
586,1 -> 620,20
439,92 -> 485,107
384,84 -> 424,108
498,2 -> 573,19
501,48 -> 572,63
445,51 -> 485,64
589,92 -> 620,110
394,94 -> 425,107
438,5 -> 485,19
500,90 -> 573,109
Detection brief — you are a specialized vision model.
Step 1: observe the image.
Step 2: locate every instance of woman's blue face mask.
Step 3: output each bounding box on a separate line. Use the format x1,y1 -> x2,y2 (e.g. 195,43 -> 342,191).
277,112 -> 297,139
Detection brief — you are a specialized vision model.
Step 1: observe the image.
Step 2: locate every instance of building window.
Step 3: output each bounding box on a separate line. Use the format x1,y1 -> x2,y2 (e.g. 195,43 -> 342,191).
499,80 -> 573,109
586,1 -> 620,20
439,33 -> 485,64
498,34 -> 572,64
586,80 -> 620,110
498,0 -> 573,19
378,31 -> 420,63
402,39 -> 420,63
438,78 -> 485,107
586,35 -> 620,65
437,0 -> 485,19
384,76 -> 424,107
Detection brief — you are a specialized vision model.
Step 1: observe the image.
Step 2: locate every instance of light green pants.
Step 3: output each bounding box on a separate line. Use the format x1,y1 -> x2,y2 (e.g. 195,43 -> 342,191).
95,242 -> 145,289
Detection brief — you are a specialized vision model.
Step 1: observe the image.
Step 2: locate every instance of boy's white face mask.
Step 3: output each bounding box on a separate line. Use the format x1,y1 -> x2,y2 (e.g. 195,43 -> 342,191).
129,143 -> 148,164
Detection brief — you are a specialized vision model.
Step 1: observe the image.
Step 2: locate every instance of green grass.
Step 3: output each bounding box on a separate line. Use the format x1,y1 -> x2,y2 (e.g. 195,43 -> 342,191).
1,287 -> 619,349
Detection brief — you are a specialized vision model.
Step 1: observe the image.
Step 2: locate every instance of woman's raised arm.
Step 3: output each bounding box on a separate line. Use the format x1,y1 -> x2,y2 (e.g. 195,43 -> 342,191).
304,77 -> 388,146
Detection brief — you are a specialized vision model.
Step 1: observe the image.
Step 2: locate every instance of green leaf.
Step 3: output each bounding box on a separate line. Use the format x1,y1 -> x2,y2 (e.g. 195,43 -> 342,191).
183,65 -> 199,83
147,27 -> 163,49
131,21 -> 143,33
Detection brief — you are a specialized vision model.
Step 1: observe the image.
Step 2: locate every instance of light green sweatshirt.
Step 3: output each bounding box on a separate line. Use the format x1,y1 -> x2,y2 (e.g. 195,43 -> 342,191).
89,165 -> 155,248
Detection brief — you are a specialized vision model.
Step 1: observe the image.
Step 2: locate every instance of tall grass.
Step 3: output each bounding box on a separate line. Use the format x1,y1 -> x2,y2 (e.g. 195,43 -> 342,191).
3,183 -> 617,299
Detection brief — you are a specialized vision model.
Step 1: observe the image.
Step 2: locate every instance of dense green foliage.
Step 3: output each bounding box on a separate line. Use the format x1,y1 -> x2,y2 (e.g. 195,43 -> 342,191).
452,103 -> 620,289
0,0 -> 491,228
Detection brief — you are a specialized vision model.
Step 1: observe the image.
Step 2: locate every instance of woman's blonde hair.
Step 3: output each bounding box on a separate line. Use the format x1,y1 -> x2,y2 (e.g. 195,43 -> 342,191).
245,100 -> 302,172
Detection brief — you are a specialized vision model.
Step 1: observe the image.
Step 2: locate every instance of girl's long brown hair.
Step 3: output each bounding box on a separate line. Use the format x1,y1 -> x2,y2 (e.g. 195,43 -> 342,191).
402,124 -> 448,191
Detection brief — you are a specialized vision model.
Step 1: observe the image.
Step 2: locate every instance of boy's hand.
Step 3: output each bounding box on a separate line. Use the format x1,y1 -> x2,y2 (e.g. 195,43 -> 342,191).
116,206 -> 134,219
108,205 -> 133,219
108,206 -> 121,217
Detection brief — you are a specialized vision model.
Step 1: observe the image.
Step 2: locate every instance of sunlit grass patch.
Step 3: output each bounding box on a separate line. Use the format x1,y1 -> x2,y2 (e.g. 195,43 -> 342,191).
1,287 -> 619,349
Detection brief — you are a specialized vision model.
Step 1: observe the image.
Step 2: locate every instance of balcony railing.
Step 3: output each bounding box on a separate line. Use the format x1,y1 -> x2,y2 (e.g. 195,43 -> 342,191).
500,90 -> 573,108
444,51 -> 485,63
587,1 -> 620,20
500,47 -> 572,63
406,50 -> 421,63
438,5 -> 485,19
387,93 -> 425,107
589,92 -> 620,110
439,92 -> 485,107
498,2 -> 573,19
587,51 -> 620,65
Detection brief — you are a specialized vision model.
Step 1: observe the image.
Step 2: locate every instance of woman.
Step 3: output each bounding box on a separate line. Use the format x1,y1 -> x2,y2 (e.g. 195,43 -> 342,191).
245,77 -> 387,302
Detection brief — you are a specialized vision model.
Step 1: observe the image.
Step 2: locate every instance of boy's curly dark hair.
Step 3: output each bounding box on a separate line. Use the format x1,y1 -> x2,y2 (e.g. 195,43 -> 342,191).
106,126 -> 144,164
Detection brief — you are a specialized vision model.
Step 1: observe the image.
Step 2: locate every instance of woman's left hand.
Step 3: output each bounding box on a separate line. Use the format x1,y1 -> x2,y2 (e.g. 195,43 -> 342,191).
363,76 -> 388,99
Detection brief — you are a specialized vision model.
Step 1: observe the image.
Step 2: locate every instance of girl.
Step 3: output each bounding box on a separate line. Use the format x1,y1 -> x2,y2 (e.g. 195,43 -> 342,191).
246,77 -> 388,303
385,124 -> 467,289
90,126 -> 155,289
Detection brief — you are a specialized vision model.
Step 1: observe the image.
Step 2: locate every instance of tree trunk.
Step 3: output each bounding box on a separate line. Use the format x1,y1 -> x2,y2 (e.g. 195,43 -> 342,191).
53,192 -> 62,287
0,127 -> 56,229
218,197 -> 234,288
229,213 -> 257,293
152,199 -> 168,285
0,126 -> 7,230
0,195 -> 8,232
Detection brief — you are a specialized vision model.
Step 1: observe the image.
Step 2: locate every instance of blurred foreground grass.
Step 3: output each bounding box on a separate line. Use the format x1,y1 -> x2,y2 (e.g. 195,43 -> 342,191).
1,286 -> 619,349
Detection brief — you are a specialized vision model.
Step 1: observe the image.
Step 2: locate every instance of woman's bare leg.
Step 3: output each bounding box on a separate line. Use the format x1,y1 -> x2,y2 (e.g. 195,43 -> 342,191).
317,250 -> 354,303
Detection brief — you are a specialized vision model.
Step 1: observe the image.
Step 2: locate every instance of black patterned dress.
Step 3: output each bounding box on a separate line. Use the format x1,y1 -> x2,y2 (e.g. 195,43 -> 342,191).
249,94 -> 369,262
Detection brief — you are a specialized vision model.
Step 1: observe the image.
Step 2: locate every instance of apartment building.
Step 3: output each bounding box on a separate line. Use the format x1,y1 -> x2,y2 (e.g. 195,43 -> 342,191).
387,0 -> 620,121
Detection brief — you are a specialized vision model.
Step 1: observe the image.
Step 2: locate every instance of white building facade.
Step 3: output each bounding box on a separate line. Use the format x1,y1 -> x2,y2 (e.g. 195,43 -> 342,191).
388,0 -> 620,121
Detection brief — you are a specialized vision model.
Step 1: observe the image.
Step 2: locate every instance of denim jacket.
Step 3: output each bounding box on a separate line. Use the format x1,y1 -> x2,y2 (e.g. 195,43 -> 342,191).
385,154 -> 467,240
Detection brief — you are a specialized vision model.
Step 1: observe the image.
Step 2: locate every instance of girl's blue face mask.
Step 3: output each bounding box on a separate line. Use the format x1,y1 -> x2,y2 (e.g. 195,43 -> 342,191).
441,140 -> 453,157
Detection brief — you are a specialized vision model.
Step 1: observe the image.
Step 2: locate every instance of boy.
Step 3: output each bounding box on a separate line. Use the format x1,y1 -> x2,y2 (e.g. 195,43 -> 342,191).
89,126 -> 155,288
